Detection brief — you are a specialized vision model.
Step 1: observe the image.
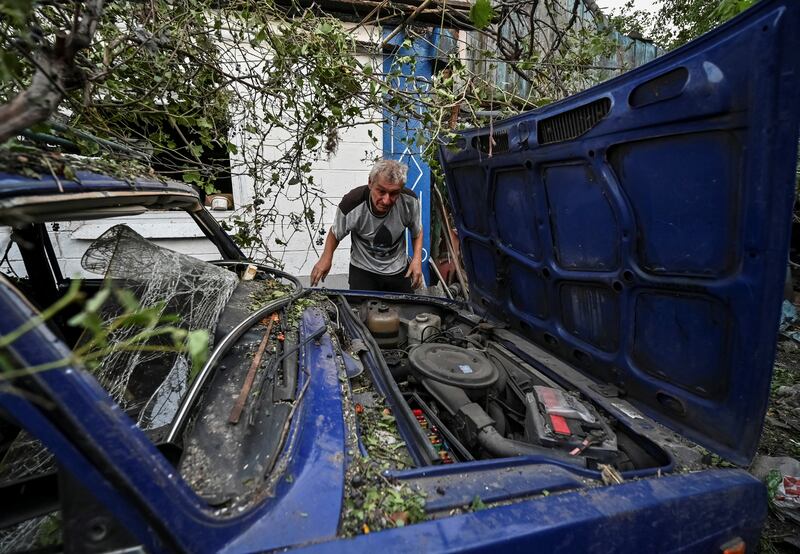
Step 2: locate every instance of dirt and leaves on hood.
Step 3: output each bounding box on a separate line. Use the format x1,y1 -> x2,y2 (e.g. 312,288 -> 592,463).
248,280 -> 324,329
340,373 -> 425,537
248,279 -> 294,310
0,144 -> 164,185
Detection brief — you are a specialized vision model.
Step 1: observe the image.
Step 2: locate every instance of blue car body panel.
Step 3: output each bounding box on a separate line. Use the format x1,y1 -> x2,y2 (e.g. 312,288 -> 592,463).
439,0 -> 800,465
294,469 -> 765,554
0,293 -> 347,553
1,1 -> 796,551
0,171 -> 196,197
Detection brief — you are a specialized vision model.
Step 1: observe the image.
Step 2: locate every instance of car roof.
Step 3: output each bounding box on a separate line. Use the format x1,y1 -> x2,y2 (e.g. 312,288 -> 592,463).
0,170 -> 199,199
0,171 -> 201,226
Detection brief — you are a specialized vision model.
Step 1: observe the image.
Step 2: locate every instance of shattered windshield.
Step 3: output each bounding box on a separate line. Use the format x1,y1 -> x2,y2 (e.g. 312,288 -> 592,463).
81,224 -> 238,428
0,225 -> 239,550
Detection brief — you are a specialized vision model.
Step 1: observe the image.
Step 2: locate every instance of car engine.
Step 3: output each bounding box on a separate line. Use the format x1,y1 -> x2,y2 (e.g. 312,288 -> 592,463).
359,300 -> 649,470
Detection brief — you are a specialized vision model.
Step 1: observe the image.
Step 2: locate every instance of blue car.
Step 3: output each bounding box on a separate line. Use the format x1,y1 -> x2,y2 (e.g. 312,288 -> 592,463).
1,1 -> 799,552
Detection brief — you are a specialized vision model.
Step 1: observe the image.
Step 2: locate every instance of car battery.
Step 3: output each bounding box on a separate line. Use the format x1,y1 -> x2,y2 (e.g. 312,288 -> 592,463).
524,386 -> 618,462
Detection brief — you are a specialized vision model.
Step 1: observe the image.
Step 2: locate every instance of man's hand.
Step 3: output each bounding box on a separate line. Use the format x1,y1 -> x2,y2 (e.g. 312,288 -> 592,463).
406,257 -> 423,289
310,257 -> 332,286
311,230 -> 340,287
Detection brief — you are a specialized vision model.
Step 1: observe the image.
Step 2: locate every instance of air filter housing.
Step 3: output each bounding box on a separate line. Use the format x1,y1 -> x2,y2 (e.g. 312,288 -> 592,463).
408,343 -> 498,389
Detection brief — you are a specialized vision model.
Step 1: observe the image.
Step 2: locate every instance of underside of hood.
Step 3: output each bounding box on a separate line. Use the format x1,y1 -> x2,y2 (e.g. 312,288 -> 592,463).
439,0 -> 800,465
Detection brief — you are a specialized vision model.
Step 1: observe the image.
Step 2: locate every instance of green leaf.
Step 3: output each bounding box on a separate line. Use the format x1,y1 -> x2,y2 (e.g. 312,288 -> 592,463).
766,469 -> 782,500
20,167 -> 40,179
160,313 -> 181,324
0,0 -> 33,26
187,329 -> 210,381
85,287 -> 111,314
469,0 -> 495,30
67,313 -> 105,346
66,311 -> 88,328
469,495 -> 486,511
183,170 -> 202,184
0,50 -> 21,83
119,307 -> 161,328
63,164 -> 78,182
167,326 -> 187,345
114,289 -> 140,312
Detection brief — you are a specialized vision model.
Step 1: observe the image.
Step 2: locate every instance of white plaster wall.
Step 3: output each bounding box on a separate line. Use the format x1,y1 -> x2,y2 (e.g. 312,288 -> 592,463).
255,116 -> 383,276
226,23 -> 385,277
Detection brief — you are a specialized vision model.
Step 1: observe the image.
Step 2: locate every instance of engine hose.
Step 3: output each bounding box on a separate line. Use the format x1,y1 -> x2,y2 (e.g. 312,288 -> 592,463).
477,425 -> 586,468
487,401 -> 507,437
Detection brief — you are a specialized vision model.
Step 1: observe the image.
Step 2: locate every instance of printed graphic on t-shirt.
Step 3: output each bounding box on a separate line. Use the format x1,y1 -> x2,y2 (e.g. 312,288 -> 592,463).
365,223 -> 404,260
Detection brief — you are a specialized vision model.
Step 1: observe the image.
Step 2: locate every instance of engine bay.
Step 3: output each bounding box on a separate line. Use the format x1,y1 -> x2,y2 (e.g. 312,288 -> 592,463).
345,298 -> 667,472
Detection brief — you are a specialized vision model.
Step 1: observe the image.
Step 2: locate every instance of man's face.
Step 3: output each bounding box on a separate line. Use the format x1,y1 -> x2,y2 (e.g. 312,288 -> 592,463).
368,175 -> 404,215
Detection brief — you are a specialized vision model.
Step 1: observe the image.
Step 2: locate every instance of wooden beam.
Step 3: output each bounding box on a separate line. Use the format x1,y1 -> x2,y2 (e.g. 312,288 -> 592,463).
276,0 -> 474,29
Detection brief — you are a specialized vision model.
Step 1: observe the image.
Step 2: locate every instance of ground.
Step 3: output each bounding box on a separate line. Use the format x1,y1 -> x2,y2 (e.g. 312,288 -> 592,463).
759,337 -> 800,553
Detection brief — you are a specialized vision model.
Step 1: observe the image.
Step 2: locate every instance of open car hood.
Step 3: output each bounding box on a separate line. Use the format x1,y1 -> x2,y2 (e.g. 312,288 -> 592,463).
439,0 -> 800,465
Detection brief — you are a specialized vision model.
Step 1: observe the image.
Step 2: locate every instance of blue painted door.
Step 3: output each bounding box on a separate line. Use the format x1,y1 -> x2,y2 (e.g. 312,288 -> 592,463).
383,30 -> 433,285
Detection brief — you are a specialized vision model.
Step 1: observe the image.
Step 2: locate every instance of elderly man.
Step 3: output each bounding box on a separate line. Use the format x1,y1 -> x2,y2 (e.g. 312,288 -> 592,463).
310,159 -> 423,293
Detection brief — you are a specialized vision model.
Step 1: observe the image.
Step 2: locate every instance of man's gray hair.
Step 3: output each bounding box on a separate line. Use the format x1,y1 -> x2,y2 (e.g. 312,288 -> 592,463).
369,159 -> 408,186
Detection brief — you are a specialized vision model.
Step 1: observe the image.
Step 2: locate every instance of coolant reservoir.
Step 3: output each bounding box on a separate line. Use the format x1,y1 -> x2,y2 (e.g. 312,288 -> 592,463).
366,302 -> 400,347
408,313 -> 441,345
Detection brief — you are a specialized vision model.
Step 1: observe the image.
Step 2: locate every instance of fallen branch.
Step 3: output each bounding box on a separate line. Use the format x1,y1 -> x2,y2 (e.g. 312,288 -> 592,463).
0,0 -> 105,144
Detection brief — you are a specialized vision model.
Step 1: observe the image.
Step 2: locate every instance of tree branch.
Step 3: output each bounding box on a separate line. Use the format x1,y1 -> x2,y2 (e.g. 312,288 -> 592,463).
0,0 -> 105,144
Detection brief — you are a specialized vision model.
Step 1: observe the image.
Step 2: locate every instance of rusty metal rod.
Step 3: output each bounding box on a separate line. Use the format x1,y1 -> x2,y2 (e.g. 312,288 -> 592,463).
228,314 -> 277,424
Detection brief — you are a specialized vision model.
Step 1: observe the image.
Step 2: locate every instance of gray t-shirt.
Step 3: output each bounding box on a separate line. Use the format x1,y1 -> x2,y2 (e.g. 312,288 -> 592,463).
331,185 -> 422,275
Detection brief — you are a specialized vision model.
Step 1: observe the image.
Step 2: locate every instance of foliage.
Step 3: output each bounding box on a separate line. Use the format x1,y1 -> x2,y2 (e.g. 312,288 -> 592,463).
0,0 -> 652,265
758,342 -> 800,552
352,373 -> 414,469
342,374 -> 424,536
0,279 -> 209,379
610,0 -> 756,50
469,495 -> 487,511
341,455 -> 426,536
0,0 -> 379,263
248,278 -> 294,311
0,143 -> 164,182
759,345 -> 800,459
469,0 -> 496,30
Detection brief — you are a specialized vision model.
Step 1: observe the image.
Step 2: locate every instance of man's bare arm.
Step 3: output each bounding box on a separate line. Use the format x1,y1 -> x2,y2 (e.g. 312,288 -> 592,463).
406,230 -> 424,288
310,230 -> 340,286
